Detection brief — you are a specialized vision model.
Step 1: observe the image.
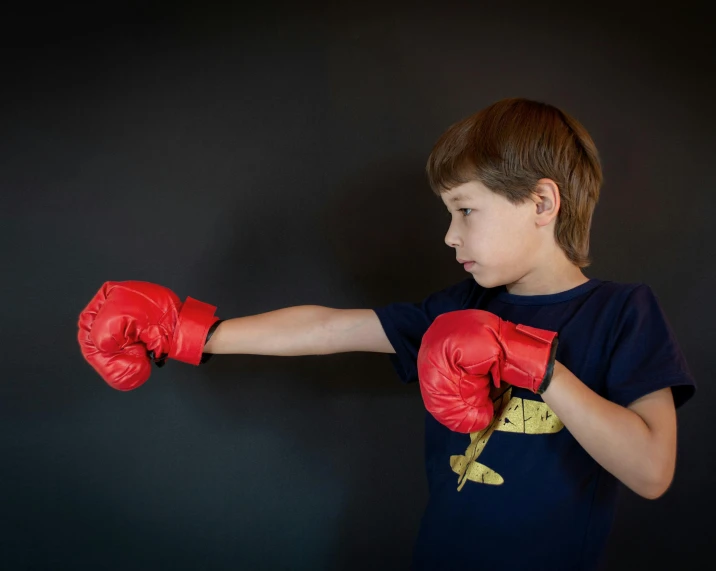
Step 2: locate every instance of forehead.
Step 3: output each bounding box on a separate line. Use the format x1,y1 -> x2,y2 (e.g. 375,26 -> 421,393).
442,181 -> 489,204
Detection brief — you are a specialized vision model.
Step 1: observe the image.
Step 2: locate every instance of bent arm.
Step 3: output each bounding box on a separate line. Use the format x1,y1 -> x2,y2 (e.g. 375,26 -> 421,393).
541,361 -> 677,499
203,306 -> 395,356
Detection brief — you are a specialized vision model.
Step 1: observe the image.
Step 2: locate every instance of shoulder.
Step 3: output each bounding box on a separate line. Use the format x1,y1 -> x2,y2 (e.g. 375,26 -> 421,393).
597,280 -> 666,313
589,279 -> 661,315
591,278 -> 645,299
583,280 -> 668,349
594,279 -> 682,359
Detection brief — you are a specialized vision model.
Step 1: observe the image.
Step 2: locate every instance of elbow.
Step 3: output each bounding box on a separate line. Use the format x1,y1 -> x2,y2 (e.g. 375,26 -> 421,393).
639,480 -> 671,500
637,464 -> 675,500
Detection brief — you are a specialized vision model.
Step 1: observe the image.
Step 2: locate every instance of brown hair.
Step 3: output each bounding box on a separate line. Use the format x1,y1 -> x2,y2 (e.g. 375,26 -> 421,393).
426,98 -> 602,268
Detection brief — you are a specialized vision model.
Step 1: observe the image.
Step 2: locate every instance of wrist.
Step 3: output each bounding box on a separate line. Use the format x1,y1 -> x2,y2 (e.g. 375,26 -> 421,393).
199,319 -> 224,364
536,337 -> 559,394
538,359 -> 566,396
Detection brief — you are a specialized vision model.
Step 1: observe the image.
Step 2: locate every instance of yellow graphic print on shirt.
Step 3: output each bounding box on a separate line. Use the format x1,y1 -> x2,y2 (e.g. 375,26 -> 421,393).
450,386 -> 564,491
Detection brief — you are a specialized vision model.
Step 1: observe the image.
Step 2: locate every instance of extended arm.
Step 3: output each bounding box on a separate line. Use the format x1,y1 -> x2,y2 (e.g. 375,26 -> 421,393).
203,307 -> 395,356
78,281 -> 395,390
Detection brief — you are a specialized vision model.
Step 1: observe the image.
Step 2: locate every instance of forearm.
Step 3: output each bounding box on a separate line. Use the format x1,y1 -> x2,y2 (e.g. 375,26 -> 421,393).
203,305 -> 336,356
540,361 -> 669,499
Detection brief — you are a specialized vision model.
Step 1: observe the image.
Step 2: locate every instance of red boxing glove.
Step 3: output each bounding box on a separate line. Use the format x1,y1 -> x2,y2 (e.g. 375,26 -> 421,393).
77,281 -> 222,391
417,310 -> 558,433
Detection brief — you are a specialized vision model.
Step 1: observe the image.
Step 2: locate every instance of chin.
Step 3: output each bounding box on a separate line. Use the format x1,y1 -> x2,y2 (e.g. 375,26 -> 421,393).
472,274 -> 497,289
472,271 -> 511,290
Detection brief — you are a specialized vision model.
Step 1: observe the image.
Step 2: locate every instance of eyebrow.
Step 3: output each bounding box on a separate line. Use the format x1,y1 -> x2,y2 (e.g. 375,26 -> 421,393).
447,193 -> 469,203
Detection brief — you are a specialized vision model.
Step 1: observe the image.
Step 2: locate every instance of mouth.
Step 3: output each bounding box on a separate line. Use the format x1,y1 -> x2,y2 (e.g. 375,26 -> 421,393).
457,258 -> 476,271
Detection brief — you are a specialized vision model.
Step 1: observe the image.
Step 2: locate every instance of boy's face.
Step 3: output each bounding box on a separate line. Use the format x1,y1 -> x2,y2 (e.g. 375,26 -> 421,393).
441,180 -> 540,289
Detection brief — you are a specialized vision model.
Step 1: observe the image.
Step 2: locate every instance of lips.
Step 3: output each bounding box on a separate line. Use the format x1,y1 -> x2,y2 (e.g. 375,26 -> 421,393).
457,258 -> 476,271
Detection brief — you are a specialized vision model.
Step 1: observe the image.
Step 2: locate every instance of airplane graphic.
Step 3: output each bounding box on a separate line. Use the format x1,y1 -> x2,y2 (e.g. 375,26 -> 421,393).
451,386 -> 564,490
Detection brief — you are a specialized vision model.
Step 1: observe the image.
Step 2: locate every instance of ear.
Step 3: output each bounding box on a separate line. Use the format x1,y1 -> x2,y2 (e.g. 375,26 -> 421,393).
532,178 -> 560,226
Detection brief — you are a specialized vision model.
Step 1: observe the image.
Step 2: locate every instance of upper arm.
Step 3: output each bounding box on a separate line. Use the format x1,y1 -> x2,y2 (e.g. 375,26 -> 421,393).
627,387 -> 678,494
322,309 -> 395,354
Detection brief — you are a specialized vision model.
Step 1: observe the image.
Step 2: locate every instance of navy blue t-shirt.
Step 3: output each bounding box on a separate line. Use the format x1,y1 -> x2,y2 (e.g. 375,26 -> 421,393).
373,277 -> 696,571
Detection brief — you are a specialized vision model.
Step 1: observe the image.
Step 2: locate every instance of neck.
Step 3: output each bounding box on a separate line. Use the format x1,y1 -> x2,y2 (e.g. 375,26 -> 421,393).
505,254 -> 588,296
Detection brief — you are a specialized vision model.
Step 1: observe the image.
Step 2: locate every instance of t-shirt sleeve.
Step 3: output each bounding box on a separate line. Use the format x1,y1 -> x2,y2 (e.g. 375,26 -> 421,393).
605,284 -> 696,410
372,278 -> 477,383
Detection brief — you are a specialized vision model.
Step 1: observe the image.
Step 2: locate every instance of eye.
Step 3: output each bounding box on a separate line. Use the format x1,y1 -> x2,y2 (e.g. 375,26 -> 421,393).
459,208 -> 472,217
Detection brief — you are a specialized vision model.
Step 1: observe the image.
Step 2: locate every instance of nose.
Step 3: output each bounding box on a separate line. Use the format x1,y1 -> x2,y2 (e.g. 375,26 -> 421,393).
444,219 -> 462,248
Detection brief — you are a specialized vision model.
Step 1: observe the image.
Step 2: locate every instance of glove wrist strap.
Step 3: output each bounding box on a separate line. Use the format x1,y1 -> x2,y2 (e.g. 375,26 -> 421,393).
537,337 -> 559,395
199,319 -> 224,364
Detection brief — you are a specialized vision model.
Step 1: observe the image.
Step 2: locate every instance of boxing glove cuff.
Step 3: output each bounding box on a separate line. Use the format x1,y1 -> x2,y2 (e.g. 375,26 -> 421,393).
168,297 -> 221,365
501,321 -> 559,393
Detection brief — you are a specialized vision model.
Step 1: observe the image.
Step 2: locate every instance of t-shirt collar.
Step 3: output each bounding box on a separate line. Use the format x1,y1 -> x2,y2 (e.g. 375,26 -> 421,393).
495,278 -> 602,305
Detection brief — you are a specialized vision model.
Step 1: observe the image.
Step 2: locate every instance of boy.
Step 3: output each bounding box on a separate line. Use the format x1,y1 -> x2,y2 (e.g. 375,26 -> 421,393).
78,98 -> 696,570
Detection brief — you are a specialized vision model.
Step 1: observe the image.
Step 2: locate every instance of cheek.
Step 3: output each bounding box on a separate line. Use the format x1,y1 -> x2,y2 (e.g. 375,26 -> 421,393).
471,219 -> 528,262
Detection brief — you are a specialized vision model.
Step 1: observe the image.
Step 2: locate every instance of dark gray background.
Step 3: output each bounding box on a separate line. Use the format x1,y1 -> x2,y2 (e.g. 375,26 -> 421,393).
2,1 -> 713,569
